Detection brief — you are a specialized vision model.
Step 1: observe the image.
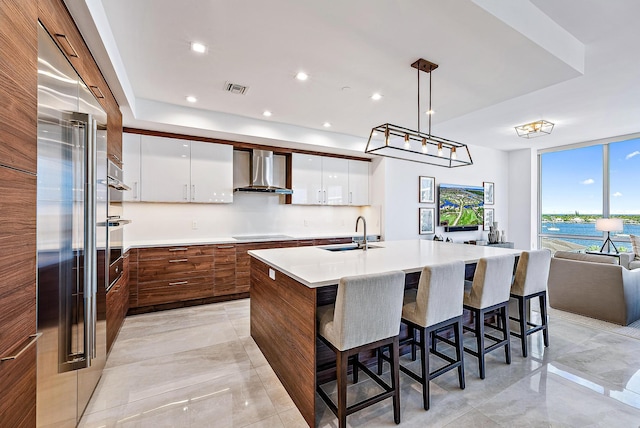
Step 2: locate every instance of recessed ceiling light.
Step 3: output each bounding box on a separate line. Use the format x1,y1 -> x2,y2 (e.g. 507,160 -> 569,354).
263,110 -> 272,117
371,93 -> 382,101
186,96 -> 197,103
191,42 -> 206,53
295,72 -> 309,81
323,122 -> 331,128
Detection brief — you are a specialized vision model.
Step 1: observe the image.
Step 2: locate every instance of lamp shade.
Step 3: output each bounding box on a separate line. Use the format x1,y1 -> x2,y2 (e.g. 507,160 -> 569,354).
595,218 -> 623,232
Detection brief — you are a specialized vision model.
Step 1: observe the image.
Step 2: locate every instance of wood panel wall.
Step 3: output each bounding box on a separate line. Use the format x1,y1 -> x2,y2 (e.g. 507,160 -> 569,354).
1,0 -> 122,425
0,0 -> 38,426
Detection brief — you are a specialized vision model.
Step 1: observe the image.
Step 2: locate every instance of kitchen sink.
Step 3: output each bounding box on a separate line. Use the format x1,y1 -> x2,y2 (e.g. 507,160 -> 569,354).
319,244 -> 381,252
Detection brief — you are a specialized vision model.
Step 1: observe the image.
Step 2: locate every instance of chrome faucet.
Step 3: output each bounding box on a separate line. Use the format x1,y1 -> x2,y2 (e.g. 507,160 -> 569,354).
355,216 -> 367,251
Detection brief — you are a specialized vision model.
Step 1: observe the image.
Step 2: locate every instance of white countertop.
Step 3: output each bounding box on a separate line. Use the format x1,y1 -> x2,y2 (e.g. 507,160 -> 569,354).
249,239 -> 523,288
125,233 -> 380,251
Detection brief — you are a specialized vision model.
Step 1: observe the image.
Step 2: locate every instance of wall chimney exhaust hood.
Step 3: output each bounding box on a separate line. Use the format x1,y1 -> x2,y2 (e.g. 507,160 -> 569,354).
234,149 -> 293,195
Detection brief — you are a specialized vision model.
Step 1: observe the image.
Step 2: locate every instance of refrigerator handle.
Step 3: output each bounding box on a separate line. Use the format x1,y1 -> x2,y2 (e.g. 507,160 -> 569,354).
74,112 -> 97,366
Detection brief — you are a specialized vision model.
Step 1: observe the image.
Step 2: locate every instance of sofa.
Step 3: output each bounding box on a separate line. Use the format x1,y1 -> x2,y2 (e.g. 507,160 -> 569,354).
548,251 -> 640,325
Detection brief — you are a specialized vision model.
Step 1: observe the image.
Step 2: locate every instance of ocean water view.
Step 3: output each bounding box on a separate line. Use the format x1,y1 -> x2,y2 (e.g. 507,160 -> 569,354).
541,219 -> 640,251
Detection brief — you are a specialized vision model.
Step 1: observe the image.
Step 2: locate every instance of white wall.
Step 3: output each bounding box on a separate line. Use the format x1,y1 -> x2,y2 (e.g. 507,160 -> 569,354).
379,145 -> 512,244
123,197 -> 381,245
507,148 -> 538,250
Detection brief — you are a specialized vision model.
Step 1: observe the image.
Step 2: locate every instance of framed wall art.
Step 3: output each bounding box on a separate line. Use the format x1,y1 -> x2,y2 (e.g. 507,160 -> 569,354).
419,207 -> 435,235
483,208 -> 494,230
484,181 -> 494,205
419,176 -> 435,203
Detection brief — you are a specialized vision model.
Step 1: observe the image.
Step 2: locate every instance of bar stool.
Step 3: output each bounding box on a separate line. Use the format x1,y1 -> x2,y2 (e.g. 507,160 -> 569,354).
463,254 -> 515,379
316,270 -> 406,428
510,250 -> 551,357
393,261 -> 466,410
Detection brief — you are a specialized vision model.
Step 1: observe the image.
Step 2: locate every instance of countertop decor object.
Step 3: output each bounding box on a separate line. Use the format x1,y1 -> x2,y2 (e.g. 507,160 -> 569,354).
365,59 -> 473,167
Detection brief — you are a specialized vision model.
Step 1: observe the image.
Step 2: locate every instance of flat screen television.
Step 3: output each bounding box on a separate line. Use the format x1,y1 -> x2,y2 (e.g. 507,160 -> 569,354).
438,183 -> 484,232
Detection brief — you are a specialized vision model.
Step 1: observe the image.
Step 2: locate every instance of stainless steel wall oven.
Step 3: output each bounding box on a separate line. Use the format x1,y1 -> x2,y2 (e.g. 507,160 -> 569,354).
107,161 -> 131,290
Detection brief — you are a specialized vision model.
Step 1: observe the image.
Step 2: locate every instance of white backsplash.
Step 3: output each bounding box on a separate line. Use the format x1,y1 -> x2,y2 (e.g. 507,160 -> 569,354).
123,193 -> 381,245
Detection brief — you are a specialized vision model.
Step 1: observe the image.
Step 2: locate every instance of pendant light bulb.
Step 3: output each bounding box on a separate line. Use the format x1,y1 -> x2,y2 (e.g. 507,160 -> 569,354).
421,138 -> 428,154
437,142 -> 443,157
404,134 -> 410,149
451,146 -> 457,160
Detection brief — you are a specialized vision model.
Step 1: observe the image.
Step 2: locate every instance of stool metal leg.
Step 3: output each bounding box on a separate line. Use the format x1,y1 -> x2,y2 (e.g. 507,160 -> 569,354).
476,309 -> 486,379
337,350 -> 348,428
420,328 -> 429,410
391,337 -> 401,424
503,305 -> 511,365
517,295 -> 527,357
540,293 -> 549,347
455,319 -> 465,390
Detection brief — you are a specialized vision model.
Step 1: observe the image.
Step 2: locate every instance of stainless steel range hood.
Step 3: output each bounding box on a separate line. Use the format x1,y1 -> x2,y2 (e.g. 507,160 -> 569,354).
234,149 -> 293,195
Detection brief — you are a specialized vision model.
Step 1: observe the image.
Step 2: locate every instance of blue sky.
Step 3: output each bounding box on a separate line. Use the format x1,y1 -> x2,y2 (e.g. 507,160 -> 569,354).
541,137 -> 640,214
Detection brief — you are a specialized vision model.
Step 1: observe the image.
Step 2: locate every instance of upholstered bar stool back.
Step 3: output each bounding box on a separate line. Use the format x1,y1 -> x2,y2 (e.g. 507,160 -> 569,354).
403,261 -> 465,327
463,254 -> 516,379
511,250 -> 551,296
465,254 -> 515,310
510,250 -> 551,357
398,261 -> 466,410
317,270 -> 406,428
319,271 -> 406,351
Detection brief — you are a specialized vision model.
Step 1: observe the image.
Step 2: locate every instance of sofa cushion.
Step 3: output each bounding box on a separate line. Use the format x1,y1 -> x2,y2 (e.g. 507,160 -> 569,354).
630,260 -> 640,270
630,234 -> 640,261
553,250 -> 618,265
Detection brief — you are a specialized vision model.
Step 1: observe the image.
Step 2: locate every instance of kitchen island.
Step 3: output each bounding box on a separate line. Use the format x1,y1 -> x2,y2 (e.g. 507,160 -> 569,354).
249,239 -> 522,427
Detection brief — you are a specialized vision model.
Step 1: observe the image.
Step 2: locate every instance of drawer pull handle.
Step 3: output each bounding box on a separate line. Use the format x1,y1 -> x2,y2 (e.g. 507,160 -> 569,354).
89,85 -> 105,99
169,281 -> 188,286
169,248 -> 189,252
217,245 -> 234,249
54,34 -> 78,58
169,259 -> 188,263
1,333 -> 42,362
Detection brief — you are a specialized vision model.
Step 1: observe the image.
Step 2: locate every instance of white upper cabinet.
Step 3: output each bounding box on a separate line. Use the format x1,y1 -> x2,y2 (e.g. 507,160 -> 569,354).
190,141 -> 233,203
291,154 -> 366,205
322,157 -> 349,205
292,153 -> 323,204
122,133 -> 141,201
140,136 -> 191,202
348,160 -> 369,206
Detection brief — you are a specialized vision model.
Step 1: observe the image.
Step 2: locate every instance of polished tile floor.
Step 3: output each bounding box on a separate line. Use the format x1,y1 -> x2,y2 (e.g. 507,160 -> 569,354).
80,299 -> 640,427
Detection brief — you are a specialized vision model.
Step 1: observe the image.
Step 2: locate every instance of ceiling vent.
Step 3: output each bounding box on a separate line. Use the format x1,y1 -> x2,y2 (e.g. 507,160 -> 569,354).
224,82 -> 249,95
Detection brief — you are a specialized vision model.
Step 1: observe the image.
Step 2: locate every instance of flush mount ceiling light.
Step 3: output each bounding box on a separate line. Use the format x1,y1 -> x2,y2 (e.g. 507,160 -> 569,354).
295,71 -> 309,81
190,42 -> 206,53
365,58 -> 473,167
515,120 -> 554,138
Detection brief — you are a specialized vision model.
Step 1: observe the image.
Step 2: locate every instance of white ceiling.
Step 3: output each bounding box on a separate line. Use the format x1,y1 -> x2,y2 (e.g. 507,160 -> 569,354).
66,0 -> 640,155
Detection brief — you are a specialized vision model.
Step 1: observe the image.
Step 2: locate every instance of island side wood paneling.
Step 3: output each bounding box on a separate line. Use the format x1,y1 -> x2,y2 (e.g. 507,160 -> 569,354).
250,258 -> 316,427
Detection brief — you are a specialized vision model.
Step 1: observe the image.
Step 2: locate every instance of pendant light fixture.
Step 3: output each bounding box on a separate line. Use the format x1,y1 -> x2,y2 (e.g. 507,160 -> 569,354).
365,58 -> 473,167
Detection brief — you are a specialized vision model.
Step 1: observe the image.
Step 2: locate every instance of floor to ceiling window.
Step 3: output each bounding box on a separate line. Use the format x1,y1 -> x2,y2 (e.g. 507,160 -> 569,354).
539,136 -> 640,253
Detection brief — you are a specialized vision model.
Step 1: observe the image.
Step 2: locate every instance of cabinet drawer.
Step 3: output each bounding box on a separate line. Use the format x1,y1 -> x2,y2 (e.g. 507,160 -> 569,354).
137,256 -> 213,283
137,277 -> 214,306
214,245 -> 236,263
138,245 -> 213,260
314,237 -> 352,246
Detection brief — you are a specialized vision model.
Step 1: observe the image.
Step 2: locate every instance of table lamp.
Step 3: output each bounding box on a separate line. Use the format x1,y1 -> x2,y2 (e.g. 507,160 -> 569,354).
595,218 -> 624,253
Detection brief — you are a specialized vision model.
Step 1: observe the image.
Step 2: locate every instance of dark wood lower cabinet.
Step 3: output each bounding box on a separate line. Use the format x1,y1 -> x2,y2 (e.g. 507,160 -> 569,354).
128,238 -> 354,313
